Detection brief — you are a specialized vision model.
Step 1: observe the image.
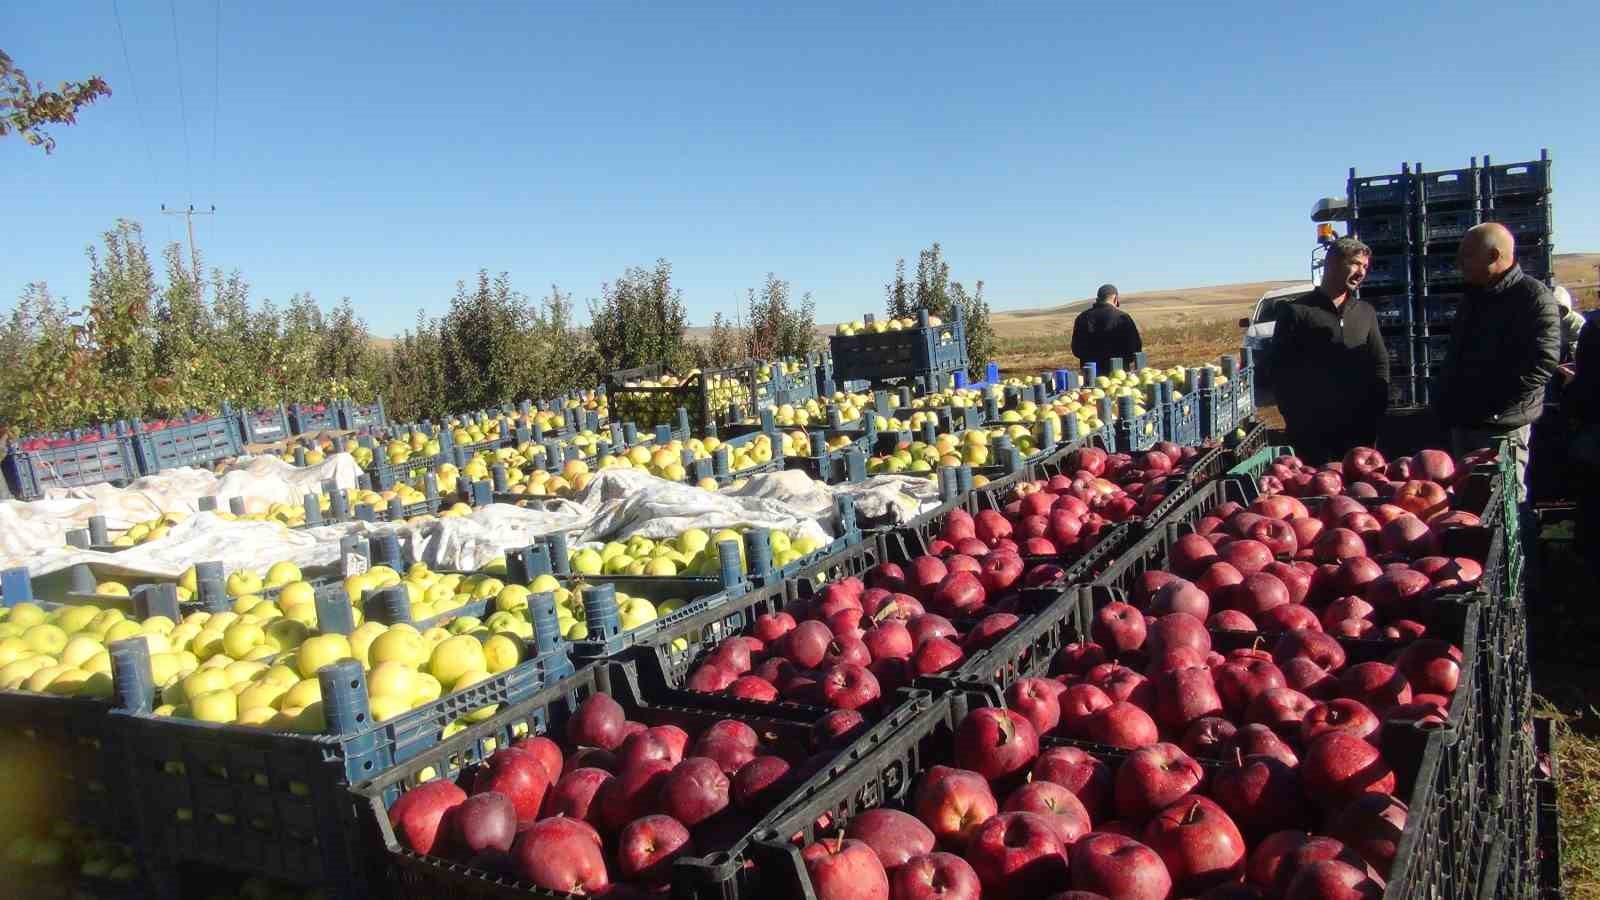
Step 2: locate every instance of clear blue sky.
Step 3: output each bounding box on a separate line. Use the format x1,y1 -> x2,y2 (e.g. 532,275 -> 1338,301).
5,1 -> 1599,337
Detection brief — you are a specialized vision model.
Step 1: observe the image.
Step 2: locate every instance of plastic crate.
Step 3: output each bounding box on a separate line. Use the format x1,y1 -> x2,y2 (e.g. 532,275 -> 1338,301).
1350,171 -> 1413,209
1390,373 -> 1432,408
1383,326 -> 1416,371
1534,717 -> 1563,900
352,660 -> 939,900
0,690 -> 146,844
337,397 -> 387,431
237,404 -> 291,445
1420,330 -> 1452,369
1418,165 -> 1481,207
748,682 -> 1481,900
1419,291 -> 1463,326
611,363 -> 758,434
1363,253 -> 1415,290
1369,289 -> 1415,326
1161,384 -> 1203,447
1420,251 -> 1465,287
829,308 -> 968,384
1484,155 -> 1552,198
3,429 -> 140,499
1485,201 -> 1553,241
1419,205 -> 1481,245
1350,209 -> 1413,246
1196,354 -> 1255,442
114,638 -> 576,898
1517,242 -> 1554,280
287,403 -> 340,435
132,413 -> 243,475
1112,396 -> 1161,453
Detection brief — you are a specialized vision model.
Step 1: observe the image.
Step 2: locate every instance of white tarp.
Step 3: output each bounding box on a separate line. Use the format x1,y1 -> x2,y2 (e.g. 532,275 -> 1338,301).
2,463 -> 943,582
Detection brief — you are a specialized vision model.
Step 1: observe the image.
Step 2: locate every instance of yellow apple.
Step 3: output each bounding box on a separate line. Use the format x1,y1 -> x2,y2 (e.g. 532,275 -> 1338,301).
296,634 -> 354,679
190,689 -> 239,723
428,635 -> 487,689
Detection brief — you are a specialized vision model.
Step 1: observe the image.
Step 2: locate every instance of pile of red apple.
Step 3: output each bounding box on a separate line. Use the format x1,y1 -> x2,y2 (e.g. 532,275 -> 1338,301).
683,558 -> 1043,708
1255,446 -> 1494,509
795,702 -> 1411,899
1098,476 -> 1487,650
387,693 -> 867,895
978,442 -> 1206,555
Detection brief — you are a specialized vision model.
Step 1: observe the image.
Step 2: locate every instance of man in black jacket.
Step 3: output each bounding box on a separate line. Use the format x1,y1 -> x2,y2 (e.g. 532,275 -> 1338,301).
1270,237 -> 1389,465
1434,223 -> 1560,498
1071,284 -> 1143,374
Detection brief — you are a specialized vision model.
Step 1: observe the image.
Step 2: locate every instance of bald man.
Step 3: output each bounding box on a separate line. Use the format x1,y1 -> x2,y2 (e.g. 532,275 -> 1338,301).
1433,223 -> 1560,497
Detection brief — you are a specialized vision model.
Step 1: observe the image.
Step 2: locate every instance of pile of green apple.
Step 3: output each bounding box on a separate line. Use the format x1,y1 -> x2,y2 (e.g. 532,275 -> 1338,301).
567,526 -> 823,581
0,820 -> 140,890
833,313 -> 948,337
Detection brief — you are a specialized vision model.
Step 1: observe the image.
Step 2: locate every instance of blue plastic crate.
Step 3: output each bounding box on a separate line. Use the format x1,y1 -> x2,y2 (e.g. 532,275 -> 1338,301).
829,307 -> 968,384
1161,385 -> 1203,447
1420,291 -> 1463,326
4,430 -> 140,499
337,397 -> 387,431
1420,250 -> 1465,288
132,414 -> 242,475
1368,289 -> 1415,326
236,404 -> 291,445
0,689 -> 146,843
1196,354 -> 1254,441
287,403 -> 340,435
114,642 -> 575,899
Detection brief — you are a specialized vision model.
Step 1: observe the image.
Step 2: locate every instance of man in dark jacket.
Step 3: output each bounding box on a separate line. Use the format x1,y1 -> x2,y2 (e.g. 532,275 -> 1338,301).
1270,237 -> 1389,465
1434,223 -> 1560,498
1071,284 -> 1143,374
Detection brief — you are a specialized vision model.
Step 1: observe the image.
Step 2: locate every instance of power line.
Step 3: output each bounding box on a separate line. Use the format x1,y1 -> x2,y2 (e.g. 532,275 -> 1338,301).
111,0 -> 162,192
210,0 -> 220,199
168,0 -> 192,204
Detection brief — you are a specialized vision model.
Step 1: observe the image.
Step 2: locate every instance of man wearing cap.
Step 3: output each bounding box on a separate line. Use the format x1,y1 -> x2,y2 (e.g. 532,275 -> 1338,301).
1071,284 -> 1143,375
1270,236 -> 1389,465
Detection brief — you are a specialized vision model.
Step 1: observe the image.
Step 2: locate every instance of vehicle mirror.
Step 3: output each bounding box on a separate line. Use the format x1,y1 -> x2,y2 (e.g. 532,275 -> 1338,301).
1238,318 -> 1251,328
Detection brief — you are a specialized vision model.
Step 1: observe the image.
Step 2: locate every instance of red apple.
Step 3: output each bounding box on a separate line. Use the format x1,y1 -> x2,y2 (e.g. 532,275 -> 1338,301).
965,812 -> 1071,895
955,708 -> 1039,783
567,693 -> 627,750
1212,753 -> 1304,837
1301,698 -> 1381,745
1142,796 -> 1247,896
1003,780 -> 1092,846
803,836 -> 891,900
512,816 -> 609,895
1114,742 -> 1205,821
1302,733 -> 1397,808
388,780 -> 466,855
1328,792 -> 1408,876
1086,701 -> 1160,749
732,755 -> 793,810
1069,833 -> 1173,900
914,768 -> 999,847
1093,601 -> 1148,653
473,747 -> 551,830
1007,677 -> 1066,736
1285,859 -> 1383,899
1033,746 -> 1113,823
1339,662 -> 1413,712
541,767 -> 613,824
617,814 -> 694,886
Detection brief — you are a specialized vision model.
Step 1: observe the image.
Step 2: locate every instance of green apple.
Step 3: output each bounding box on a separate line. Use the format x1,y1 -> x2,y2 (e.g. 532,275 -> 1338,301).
226,570 -> 264,598
603,554 -> 635,575
222,621 -> 265,659
428,635 -> 487,689
529,574 -> 560,594
676,529 -> 710,555
190,689 -> 239,723
571,549 -> 604,576
645,558 -> 677,576
495,584 -> 531,612
296,633 -> 354,678
264,561 -> 302,588
368,628 -> 426,667
599,541 -> 629,562
483,634 -> 522,673
617,596 -> 658,631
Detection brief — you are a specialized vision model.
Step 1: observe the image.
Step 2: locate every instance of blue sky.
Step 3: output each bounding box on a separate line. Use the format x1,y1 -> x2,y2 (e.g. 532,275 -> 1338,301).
5,1 -> 1599,336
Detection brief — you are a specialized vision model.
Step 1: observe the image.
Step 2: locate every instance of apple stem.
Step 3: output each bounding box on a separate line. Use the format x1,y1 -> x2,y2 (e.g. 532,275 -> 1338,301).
1185,801 -> 1201,825
1234,747 -> 1243,767
833,830 -> 844,854
871,601 -> 899,624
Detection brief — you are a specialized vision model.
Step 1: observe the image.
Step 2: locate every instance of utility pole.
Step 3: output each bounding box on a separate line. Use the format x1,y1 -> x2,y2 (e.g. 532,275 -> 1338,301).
161,203 -> 215,292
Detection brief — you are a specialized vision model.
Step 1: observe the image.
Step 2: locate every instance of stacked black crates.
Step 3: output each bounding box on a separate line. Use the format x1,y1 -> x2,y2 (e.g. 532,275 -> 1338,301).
1347,169 -> 1421,407
1346,151 -> 1554,410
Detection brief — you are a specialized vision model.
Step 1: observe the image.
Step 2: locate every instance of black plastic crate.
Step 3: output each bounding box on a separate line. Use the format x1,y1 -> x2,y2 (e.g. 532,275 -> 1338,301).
1351,209 -> 1413,246
1517,242 -> 1554,280
611,363 -> 759,434
1485,201 -> 1553,241
1369,289 -> 1416,326
1420,251 -> 1465,288
1363,253 -> 1415,290
829,307 -> 969,384
1418,165 -> 1481,207
1350,171 -> 1414,209
1421,330 -> 1452,369
352,660 -> 939,900
1419,206 -> 1481,245
1535,717 -> 1563,900
1484,155 -> 1552,199
1383,326 -> 1416,371
1419,291 -> 1463,326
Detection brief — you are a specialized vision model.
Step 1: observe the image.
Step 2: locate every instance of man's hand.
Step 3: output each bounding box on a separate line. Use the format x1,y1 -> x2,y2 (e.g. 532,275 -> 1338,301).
1558,363 -> 1577,384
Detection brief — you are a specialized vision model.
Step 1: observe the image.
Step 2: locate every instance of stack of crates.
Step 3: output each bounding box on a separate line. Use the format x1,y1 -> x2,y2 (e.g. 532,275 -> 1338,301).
1347,167 -> 1423,407
1347,150 -> 1555,410
1413,160 -> 1483,406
